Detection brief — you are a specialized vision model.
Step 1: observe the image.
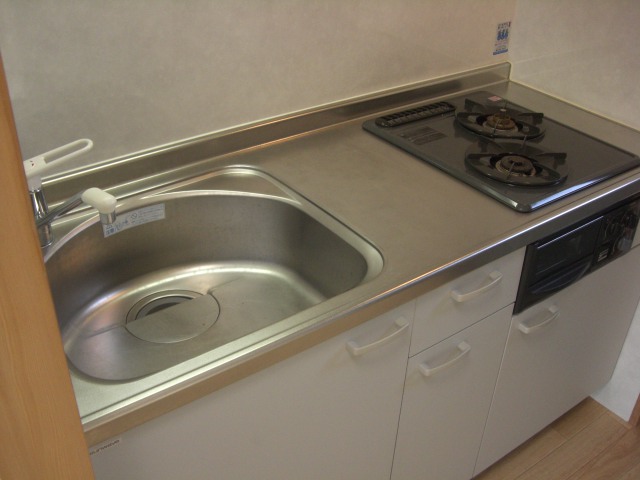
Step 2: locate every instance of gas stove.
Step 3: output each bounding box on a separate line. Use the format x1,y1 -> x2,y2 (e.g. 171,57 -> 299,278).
363,91 -> 640,212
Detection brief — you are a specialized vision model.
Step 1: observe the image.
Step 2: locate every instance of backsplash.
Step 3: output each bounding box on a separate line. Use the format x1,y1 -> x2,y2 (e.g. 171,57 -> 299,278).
0,0 -> 515,174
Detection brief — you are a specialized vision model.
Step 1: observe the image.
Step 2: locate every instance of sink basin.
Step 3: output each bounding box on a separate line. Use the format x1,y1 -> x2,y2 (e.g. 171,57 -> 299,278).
45,168 -> 383,381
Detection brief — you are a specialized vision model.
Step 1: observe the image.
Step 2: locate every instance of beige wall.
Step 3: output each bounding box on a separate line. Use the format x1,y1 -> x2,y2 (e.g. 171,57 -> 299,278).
510,0 -> 640,131
0,0 -> 515,173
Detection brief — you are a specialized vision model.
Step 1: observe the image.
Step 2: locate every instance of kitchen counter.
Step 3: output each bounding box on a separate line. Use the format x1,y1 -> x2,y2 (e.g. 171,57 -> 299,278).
45,64 -> 640,445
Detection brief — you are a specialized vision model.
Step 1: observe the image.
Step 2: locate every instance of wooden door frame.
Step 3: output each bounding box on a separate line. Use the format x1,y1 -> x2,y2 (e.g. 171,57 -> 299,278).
0,55 -> 94,478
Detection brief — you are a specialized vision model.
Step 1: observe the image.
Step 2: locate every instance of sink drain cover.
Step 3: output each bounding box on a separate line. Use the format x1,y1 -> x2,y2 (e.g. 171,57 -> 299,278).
125,290 -> 220,343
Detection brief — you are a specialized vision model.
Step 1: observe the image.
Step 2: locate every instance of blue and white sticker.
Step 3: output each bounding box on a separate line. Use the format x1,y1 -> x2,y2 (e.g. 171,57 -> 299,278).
494,21 -> 511,55
103,203 -> 166,237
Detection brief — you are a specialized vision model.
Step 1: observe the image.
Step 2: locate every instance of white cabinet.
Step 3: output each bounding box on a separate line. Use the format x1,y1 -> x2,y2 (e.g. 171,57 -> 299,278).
90,302 -> 413,480
391,306 -> 511,480
391,248 -> 525,480
88,248 -> 526,480
474,245 -> 640,475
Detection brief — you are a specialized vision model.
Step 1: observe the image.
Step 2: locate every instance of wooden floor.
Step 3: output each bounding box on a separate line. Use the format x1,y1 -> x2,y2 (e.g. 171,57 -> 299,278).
474,398 -> 640,480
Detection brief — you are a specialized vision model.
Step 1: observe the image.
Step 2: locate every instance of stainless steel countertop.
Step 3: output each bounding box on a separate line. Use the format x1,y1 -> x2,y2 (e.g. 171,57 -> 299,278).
47,64 -> 640,445
220,80 -> 640,299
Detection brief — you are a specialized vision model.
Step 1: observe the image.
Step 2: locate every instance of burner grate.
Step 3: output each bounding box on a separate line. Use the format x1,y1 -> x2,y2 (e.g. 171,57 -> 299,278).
456,99 -> 545,140
465,140 -> 568,187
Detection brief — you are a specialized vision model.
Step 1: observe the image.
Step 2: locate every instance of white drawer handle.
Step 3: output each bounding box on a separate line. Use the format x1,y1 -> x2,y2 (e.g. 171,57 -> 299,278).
346,318 -> 409,357
419,341 -> 471,377
518,306 -> 560,334
450,271 -> 503,303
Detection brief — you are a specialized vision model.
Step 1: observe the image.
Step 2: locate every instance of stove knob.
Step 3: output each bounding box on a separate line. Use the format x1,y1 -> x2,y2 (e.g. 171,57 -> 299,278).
622,211 -> 639,229
605,218 -> 622,239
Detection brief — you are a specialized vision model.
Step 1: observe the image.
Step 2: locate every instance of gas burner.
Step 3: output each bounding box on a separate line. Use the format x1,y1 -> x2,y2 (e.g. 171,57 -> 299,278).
465,140 -> 568,187
485,109 -> 519,133
456,98 -> 545,140
495,155 -> 537,177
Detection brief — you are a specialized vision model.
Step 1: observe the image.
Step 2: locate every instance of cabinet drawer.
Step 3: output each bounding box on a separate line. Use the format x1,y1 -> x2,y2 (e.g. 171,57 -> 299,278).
410,248 -> 524,356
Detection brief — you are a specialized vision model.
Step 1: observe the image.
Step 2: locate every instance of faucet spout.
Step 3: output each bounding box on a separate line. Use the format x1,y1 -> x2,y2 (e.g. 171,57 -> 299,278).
81,187 -> 118,224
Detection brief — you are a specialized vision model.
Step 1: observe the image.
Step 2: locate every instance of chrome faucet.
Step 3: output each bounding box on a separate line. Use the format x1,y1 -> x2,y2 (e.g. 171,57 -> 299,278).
23,139 -> 117,247
30,187 -> 117,247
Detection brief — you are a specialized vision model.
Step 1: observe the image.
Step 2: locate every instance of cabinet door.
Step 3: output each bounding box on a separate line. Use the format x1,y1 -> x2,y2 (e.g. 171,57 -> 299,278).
475,246 -> 640,475
90,302 -> 413,480
391,305 -> 511,480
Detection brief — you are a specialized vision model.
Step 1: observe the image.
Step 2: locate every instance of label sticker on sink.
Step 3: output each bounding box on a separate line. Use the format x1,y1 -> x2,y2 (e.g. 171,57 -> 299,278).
89,437 -> 122,456
103,204 -> 166,237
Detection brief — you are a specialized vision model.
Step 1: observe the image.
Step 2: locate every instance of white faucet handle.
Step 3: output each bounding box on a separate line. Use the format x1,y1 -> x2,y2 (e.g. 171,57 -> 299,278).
81,188 -> 117,215
23,139 -> 93,191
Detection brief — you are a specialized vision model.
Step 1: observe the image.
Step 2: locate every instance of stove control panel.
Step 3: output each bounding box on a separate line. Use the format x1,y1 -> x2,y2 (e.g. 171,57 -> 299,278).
596,198 -> 640,263
515,196 -> 640,313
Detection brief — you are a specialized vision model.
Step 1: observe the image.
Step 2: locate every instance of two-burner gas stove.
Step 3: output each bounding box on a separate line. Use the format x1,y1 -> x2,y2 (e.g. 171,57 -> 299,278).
363,91 -> 640,212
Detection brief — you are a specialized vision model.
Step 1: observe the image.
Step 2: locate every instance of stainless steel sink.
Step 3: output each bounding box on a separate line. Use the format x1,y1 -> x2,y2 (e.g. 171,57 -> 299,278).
45,167 -> 383,381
